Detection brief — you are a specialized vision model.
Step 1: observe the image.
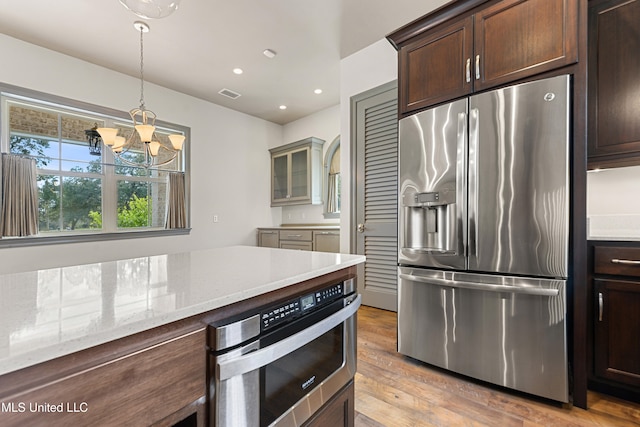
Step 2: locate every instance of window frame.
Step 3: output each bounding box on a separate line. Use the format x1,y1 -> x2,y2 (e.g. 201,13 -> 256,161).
323,135 -> 341,219
0,83 -> 191,247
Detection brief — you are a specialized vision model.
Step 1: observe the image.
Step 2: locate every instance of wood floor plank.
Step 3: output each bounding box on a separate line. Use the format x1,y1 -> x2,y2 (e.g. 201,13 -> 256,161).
354,305 -> 640,427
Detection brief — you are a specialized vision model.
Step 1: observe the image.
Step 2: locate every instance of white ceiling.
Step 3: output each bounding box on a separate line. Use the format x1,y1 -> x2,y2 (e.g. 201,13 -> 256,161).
0,0 -> 448,125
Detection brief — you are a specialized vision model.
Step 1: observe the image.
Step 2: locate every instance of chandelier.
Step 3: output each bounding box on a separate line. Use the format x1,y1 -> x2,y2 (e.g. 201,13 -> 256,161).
97,21 -> 185,169
119,0 -> 182,20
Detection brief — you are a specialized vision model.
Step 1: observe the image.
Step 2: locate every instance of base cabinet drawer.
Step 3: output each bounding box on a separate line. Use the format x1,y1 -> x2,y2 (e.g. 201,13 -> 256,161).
594,246 -> 640,277
280,241 -> 313,251
279,230 -> 313,241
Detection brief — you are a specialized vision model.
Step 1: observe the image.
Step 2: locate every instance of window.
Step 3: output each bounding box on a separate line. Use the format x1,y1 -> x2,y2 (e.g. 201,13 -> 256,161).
323,136 -> 341,219
0,87 -> 189,243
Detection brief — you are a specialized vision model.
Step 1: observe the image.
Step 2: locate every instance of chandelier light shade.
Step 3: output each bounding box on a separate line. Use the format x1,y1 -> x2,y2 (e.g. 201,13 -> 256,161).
97,21 -> 184,169
119,0 -> 182,19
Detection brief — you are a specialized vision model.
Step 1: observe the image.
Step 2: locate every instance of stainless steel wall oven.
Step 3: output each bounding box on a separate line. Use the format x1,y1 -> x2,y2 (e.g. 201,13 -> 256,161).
207,278 -> 360,427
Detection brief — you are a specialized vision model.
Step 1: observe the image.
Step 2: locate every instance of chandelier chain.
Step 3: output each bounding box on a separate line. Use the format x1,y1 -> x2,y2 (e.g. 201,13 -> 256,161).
139,25 -> 145,109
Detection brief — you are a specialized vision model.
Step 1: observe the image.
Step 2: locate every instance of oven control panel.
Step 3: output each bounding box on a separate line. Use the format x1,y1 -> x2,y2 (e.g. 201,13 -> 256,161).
261,282 -> 343,331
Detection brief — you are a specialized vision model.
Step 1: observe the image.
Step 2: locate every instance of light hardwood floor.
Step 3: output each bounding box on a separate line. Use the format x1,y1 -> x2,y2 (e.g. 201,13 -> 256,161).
354,305 -> 640,427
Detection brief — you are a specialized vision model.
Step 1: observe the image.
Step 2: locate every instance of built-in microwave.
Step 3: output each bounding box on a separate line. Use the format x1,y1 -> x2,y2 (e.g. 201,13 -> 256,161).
207,278 -> 360,427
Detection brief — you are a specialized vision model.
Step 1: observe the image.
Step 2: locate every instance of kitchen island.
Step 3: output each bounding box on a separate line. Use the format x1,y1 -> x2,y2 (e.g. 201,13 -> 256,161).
0,245 -> 365,426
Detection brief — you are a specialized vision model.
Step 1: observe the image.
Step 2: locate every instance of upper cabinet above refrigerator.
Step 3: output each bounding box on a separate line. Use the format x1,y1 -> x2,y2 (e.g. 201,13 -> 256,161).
389,0 -> 579,117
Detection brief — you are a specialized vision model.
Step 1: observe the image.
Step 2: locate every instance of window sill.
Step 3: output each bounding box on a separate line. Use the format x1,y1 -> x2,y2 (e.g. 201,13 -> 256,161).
0,228 -> 191,249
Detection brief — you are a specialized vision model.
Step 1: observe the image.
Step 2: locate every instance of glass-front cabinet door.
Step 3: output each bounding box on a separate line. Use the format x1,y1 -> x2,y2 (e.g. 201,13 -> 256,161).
269,137 -> 324,207
272,153 -> 289,202
290,148 -> 309,199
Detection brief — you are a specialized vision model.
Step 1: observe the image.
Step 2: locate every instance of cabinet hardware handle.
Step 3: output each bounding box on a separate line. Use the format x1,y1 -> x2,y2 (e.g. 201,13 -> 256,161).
357,223 -> 365,233
287,234 -> 303,238
475,55 -> 480,80
611,258 -> 640,265
465,58 -> 471,83
598,292 -> 603,322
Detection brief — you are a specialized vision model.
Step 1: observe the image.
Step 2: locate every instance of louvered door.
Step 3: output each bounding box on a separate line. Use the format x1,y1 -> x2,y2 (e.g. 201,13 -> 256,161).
354,84 -> 398,311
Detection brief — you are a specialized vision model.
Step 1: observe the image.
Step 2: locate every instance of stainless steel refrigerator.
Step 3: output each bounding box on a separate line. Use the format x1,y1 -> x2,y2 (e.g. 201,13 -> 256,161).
397,75 -> 570,402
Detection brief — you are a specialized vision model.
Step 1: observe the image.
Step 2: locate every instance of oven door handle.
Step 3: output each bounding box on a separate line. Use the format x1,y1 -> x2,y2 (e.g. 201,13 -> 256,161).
217,294 -> 361,381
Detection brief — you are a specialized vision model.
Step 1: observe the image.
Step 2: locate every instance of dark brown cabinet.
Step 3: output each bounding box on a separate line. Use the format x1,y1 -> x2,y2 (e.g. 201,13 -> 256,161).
588,0 -> 640,169
474,0 -> 578,91
393,0 -> 579,116
594,279 -> 640,387
589,243 -> 640,402
304,381 -> 354,427
399,16 -> 474,113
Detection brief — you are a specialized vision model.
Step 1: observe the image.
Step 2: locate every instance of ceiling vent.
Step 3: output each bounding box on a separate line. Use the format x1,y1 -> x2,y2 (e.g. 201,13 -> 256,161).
218,88 -> 241,99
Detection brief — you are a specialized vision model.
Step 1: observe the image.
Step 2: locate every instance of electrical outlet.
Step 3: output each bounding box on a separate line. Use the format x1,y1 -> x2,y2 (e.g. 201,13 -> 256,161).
213,215 -> 219,223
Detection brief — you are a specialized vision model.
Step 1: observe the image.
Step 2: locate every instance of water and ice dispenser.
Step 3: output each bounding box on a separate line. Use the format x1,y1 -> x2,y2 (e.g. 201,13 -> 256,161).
402,188 -> 457,254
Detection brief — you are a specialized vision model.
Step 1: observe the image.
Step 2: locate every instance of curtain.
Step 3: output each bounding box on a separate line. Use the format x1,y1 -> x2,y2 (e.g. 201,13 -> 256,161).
327,146 -> 340,213
1,153 -> 39,237
165,171 -> 186,229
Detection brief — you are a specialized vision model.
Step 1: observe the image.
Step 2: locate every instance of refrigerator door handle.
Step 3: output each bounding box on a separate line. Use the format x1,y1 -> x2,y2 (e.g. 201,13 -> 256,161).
398,273 -> 560,297
468,107 -> 479,260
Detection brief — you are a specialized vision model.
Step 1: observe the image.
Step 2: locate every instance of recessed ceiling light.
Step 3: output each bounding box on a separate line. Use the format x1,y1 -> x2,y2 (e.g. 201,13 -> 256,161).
263,49 -> 277,59
233,68 -> 243,75
314,89 -> 323,94
279,105 -> 287,110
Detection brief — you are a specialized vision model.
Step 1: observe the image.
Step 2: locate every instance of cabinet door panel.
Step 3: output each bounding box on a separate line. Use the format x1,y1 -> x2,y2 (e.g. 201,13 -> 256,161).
314,232 -> 340,253
594,279 -> 640,387
588,0 -> 640,167
258,230 -> 280,248
290,148 -> 310,199
399,16 -> 473,114
474,0 -> 578,91
272,153 -> 290,202
303,381 -> 354,427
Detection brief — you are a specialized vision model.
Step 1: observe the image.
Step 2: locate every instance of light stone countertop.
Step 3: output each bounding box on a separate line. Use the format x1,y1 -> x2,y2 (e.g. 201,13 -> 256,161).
0,245 -> 365,377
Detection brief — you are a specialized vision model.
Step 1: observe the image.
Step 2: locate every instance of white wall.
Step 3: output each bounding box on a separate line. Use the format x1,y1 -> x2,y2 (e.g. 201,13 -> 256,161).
0,34 -> 402,271
587,165 -> 640,238
279,104 -> 341,225
0,34 -> 282,273
339,39 -> 398,252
